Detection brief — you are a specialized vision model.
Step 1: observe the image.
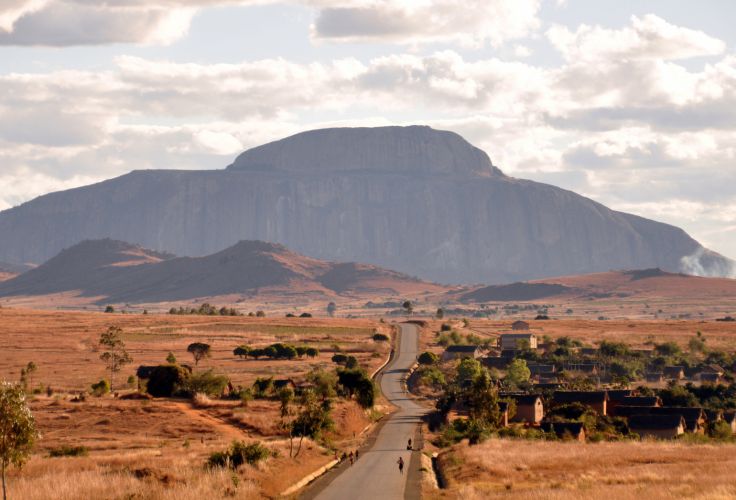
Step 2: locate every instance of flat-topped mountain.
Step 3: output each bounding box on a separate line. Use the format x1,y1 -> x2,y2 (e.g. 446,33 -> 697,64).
0,125 -> 731,284
0,239 -> 444,304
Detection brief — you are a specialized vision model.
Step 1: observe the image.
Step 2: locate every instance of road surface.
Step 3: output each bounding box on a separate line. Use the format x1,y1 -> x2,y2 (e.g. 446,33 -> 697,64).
313,323 -> 428,500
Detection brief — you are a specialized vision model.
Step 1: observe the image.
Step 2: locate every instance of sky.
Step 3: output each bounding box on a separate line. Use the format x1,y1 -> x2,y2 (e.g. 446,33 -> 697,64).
0,0 -> 735,258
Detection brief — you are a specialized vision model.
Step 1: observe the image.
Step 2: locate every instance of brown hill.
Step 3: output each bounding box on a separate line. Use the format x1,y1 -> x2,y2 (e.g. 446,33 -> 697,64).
0,239 -> 446,305
459,268 -> 736,302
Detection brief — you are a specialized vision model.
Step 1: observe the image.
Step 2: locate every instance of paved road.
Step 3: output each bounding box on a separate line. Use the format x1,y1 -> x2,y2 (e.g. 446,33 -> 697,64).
314,323 -> 428,500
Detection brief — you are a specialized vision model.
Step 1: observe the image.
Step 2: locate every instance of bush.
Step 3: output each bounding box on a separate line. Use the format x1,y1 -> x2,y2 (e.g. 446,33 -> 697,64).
146,364 -> 191,397
332,354 -> 348,365
440,323 -> 452,332
184,370 -> 229,397
418,351 -> 439,365
104,305 -> 115,313
372,333 -> 389,342
207,441 -> 271,469
90,379 -> 110,396
48,445 -> 89,458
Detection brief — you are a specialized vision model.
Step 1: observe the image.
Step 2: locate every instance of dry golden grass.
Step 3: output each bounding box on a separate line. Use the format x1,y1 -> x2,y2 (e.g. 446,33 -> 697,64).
419,318 -> 736,352
0,308 -> 393,498
432,439 -> 736,499
0,307 -> 389,392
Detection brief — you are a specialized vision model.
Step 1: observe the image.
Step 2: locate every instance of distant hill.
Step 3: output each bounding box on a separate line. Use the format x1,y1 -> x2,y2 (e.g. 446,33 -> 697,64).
0,125 -> 732,284
0,239 -> 445,304
458,268 -> 736,302
0,261 -> 33,282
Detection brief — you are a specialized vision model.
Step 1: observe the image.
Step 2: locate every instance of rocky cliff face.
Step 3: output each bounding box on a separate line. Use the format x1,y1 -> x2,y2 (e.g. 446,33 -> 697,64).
0,126 -> 731,284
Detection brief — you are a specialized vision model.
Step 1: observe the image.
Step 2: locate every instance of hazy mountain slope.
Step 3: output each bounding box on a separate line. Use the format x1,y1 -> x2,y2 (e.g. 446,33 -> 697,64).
0,239 -> 443,304
0,126 -> 730,284
459,268 -> 736,302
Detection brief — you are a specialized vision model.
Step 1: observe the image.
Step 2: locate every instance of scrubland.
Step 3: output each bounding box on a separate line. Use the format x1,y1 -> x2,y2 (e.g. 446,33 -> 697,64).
0,307 -> 389,498
431,439 -> 736,499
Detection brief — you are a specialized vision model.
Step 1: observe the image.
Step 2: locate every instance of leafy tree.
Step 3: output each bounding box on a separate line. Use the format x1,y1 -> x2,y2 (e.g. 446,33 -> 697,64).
295,346 -> 308,358
0,382 -> 38,500
402,300 -> 413,315
184,370 -> 229,397
456,358 -> 482,383
654,342 -> 681,357
305,347 -> 319,359
255,310 -> 266,317
146,364 -> 191,397
418,351 -> 439,365
23,363 -> 36,391
336,369 -> 375,408
327,302 -> 337,317
436,308 -> 444,319
345,356 -> 359,369
331,354 -> 348,365
372,333 -> 389,342
104,305 -> 115,313
505,359 -> 531,388
233,345 -> 250,359
289,392 -> 333,458
688,336 -> 706,354
166,352 -> 177,364
187,342 -> 211,366
278,387 -> 294,419
99,326 -> 132,392
306,368 -> 338,399
90,379 -> 110,396
599,341 -> 631,358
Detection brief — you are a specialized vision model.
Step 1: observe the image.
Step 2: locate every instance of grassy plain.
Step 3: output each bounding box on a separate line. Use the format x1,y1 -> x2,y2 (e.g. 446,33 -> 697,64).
431,439 -> 736,499
0,307 -> 391,499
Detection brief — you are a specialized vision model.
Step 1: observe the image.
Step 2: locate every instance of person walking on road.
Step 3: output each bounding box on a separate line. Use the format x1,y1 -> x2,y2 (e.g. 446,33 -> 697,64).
397,456 -> 404,474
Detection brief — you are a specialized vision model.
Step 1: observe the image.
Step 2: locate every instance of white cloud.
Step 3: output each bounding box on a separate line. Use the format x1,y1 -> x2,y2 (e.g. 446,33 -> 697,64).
311,0 -> 541,46
0,0 -> 541,46
548,14 -> 725,62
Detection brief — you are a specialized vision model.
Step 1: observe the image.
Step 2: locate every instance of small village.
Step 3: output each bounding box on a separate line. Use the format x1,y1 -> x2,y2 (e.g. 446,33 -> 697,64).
417,320 -> 736,443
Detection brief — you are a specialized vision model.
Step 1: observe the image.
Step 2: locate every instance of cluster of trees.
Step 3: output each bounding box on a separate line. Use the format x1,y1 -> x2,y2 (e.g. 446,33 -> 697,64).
233,343 -> 319,360
169,303 -> 242,316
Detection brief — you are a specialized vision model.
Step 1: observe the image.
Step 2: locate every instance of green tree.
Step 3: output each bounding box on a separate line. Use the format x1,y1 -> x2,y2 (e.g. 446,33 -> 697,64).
418,351 -> 439,365
505,359 -> 531,388
166,352 -> 177,364
233,346 -> 251,359
402,300 -> 413,315
456,358 -> 482,383
99,326 -> 132,392
187,342 -> 211,366
0,382 -> 38,500
305,347 -> 319,359
278,387 -> 295,419
23,363 -> 37,391
327,302 -> 337,317
289,392 -> 333,458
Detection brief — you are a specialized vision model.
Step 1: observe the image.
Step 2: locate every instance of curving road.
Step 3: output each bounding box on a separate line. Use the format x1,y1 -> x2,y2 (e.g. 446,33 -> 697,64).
312,323 -> 428,500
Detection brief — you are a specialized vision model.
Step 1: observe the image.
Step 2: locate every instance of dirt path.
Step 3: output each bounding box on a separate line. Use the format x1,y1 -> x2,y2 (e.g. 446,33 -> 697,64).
168,401 -> 247,440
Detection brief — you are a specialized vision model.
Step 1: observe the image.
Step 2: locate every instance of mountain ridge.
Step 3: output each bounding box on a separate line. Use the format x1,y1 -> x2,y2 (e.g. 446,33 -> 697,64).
0,238 -> 444,304
0,125 -> 731,284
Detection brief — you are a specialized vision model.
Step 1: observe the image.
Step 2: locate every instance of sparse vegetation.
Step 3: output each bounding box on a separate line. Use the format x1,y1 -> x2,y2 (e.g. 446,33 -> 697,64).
98,326 -> 132,392
0,382 -> 38,500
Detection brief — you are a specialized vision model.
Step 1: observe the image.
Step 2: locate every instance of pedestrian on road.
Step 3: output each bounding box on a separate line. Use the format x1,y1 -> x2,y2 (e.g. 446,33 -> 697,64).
349,451 -> 354,465
355,449 -> 359,460
397,456 -> 404,474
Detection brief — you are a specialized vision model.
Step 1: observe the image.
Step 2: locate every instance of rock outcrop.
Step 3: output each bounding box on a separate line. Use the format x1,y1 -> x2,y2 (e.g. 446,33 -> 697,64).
0,126 -> 731,284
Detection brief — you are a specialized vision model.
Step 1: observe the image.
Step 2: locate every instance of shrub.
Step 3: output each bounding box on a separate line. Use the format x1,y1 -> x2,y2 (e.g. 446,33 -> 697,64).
372,333 -> 390,342
207,441 -> 270,469
299,313 -> 312,318
418,351 -> 439,365
146,364 -> 191,397
104,305 -> 115,313
440,323 -> 452,332
192,392 -> 214,408
184,370 -> 229,397
90,379 -> 110,396
332,354 -> 348,365
49,445 -> 89,458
